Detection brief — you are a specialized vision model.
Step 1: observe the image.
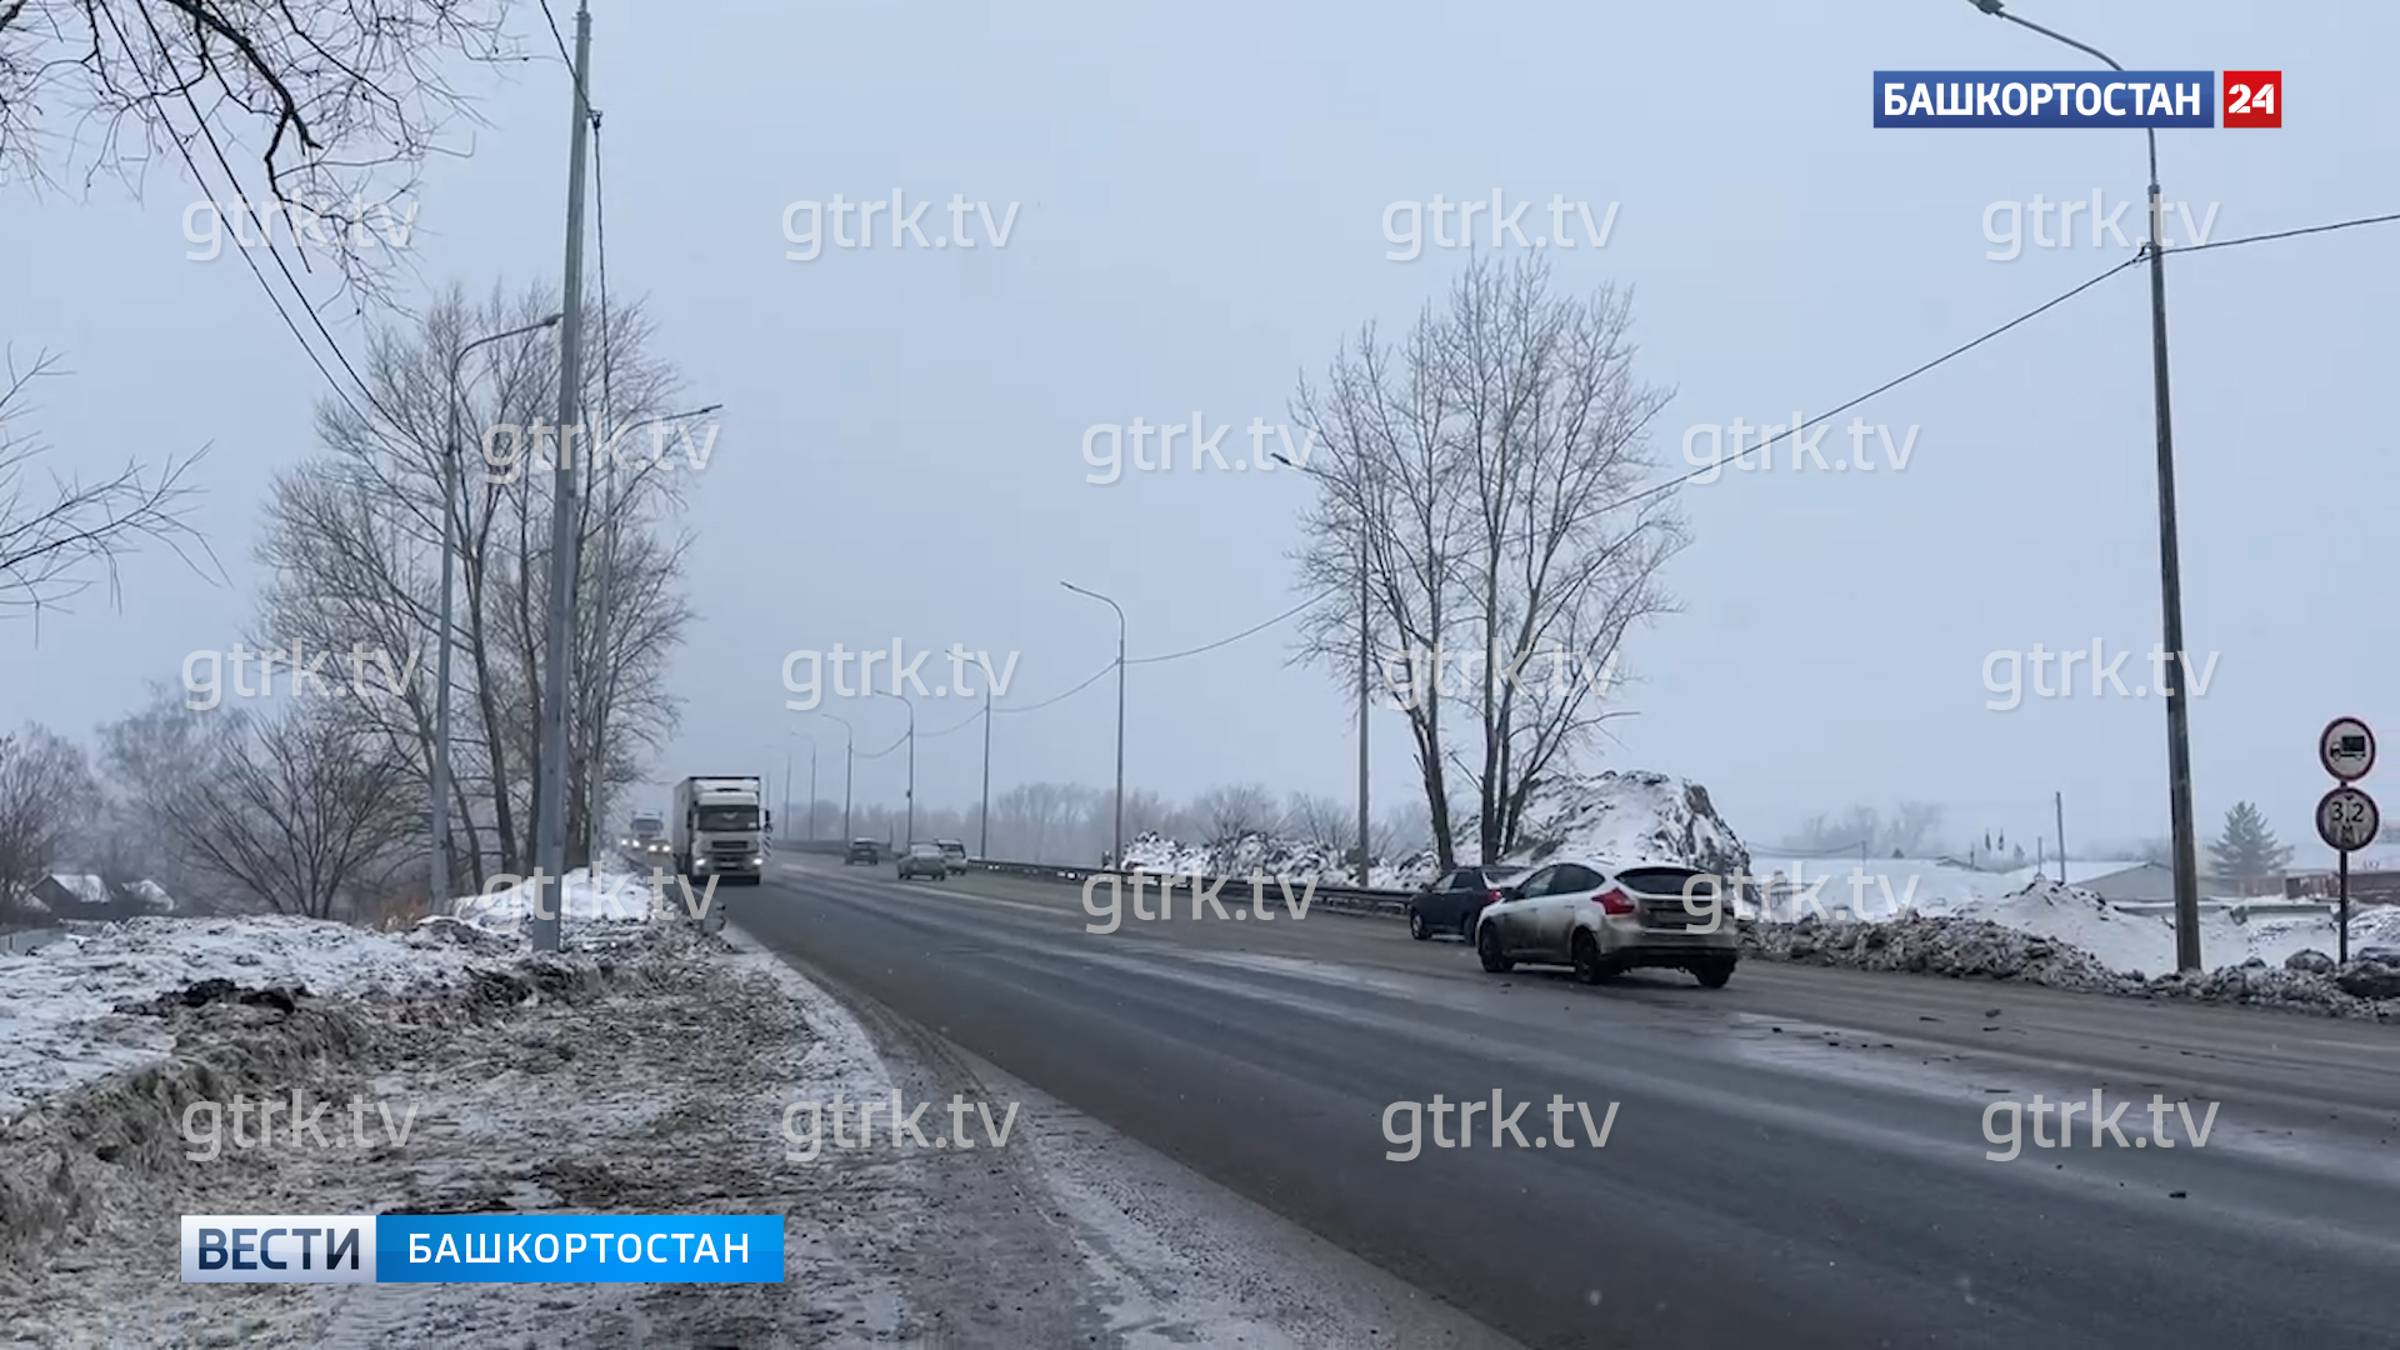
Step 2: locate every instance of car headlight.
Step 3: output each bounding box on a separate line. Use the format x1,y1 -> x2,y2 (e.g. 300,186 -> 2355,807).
749,856 -> 762,866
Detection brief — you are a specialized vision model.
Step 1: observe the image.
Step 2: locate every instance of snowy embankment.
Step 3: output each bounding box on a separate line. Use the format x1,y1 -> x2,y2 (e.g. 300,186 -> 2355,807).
1745,876 -> 2400,1020
0,867 -> 658,1120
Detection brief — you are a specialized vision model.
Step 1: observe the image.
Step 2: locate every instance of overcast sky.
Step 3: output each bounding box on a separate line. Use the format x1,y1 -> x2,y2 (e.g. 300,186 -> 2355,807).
8,0 -> 2395,862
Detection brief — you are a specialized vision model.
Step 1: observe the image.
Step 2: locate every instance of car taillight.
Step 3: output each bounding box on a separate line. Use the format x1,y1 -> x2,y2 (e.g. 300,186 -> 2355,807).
1483,888 -> 1504,905
1592,887 -> 1635,915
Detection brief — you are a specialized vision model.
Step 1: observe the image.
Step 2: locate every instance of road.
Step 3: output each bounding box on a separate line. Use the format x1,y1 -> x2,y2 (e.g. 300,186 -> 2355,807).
733,851 -> 2400,1349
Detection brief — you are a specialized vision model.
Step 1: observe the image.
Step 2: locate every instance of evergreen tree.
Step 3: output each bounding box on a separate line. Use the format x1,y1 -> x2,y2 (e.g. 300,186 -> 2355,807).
2209,801 -> 2293,880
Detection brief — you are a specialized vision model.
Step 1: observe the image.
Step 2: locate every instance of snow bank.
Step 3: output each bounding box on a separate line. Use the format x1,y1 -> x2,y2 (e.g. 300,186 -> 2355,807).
1502,770 -> 1750,878
0,916 -> 492,1119
0,868 -> 680,1121
447,865 -> 663,929
1119,769 -> 1747,891
1745,876 -> 2400,1020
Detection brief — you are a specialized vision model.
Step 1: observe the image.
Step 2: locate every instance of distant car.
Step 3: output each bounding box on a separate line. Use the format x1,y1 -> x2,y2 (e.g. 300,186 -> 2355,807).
896,842 -> 947,881
934,839 -> 969,874
1474,859 -> 1738,988
1408,865 -> 1529,941
845,839 -> 881,866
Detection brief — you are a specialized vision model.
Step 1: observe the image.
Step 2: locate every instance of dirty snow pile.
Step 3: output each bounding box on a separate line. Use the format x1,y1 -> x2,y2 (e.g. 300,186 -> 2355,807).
1500,770 -> 1751,879
0,867 -> 670,1120
446,864 -> 666,929
1119,832 -> 1428,889
0,916 -> 497,1118
1745,876 -> 2400,1020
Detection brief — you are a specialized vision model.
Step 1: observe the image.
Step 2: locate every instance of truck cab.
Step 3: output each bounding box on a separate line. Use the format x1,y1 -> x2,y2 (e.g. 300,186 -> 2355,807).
672,776 -> 769,885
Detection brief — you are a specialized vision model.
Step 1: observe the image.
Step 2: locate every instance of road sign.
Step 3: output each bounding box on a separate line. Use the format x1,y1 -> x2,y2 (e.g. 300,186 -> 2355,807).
2316,785 -> 2380,853
2319,717 -> 2376,782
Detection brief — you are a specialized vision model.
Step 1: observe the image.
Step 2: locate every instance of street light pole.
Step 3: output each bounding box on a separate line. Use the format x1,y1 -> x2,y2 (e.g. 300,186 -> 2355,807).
821,713 -> 854,840
1062,582 -> 1126,867
979,684 -> 992,859
434,312 -> 559,908
1968,0 -> 2202,970
872,690 -> 916,844
584,403 -> 720,869
1275,450 -> 1373,886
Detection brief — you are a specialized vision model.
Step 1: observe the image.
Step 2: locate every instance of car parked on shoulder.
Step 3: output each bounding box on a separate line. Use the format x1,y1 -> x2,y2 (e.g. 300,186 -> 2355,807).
1407,865 -> 1528,941
844,838 -> 881,866
1474,859 -> 1737,987
896,842 -> 948,881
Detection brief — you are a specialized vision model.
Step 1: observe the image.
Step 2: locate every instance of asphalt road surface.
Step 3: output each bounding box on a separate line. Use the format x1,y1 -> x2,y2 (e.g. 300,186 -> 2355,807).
734,852 -> 2400,1349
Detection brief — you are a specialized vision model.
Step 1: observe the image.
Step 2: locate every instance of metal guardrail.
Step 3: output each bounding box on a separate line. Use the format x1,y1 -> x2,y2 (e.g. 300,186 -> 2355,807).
965,858 -> 1417,919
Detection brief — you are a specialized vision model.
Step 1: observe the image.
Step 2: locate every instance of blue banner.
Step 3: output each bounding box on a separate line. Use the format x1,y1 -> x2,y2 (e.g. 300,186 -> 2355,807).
374,1213 -> 785,1283
1874,71 -> 2216,128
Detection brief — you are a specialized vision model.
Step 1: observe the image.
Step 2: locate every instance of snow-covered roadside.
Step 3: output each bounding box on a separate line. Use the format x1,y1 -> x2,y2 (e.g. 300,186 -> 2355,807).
0,918 -> 920,1344
1743,877 -> 2400,1021
0,865 -> 669,1120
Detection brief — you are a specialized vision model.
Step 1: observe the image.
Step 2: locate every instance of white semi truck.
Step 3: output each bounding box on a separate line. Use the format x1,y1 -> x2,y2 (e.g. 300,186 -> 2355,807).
671,776 -> 768,885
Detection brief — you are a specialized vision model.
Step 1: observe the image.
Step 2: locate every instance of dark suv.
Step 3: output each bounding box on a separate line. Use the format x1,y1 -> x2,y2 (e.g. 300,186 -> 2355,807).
1408,865 -> 1529,941
844,838 -> 881,866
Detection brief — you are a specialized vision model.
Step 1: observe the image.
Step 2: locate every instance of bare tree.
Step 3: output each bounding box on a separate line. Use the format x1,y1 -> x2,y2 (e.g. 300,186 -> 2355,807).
0,722 -> 98,914
1193,782 -> 1277,846
2,0 -> 517,302
121,695 -> 415,918
1295,258 -> 1682,866
1283,791 -> 1347,854
0,350 -> 209,629
258,284 -> 693,888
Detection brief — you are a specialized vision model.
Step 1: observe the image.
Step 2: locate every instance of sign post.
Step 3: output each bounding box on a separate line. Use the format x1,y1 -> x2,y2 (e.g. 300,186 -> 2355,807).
2316,717 -> 2379,965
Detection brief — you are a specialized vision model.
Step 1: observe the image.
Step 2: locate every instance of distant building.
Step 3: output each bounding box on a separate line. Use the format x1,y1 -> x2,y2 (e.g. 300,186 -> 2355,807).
23,874 -> 179,922
2079,862 -> 2248,905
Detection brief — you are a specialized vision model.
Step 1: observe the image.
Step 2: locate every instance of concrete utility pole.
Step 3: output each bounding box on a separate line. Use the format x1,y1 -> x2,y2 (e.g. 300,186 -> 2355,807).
529,0 -> 594,953
873,690 -> 916,844
434,313 -> 558,908
1355,533 -> 1371,887
823,713 -> 853,840
1967,0 -> 2202,969
979,685 -> 992,859
2055,790 -> 2068,884
1062,582 -> 1126,867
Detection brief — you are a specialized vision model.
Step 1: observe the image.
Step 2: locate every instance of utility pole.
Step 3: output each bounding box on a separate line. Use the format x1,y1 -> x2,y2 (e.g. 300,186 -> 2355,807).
2054,790 -> 2068,884
979,685 -> 992,859
1062,582 -> 1127,867
1355,534 -> 1370,886
528,0 -> 594,954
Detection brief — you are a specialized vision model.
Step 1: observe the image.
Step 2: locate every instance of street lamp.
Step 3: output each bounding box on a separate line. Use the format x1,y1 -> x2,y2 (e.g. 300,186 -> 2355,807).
1275,450 -> 1373,887
786,730 -> 817,841
584,401 -> 722,867
433,311 -> 560,907
871,689 -> 916,844
820,712 -> 854,840
1964,0 -> 2202,971
1061,581 -> 1126,868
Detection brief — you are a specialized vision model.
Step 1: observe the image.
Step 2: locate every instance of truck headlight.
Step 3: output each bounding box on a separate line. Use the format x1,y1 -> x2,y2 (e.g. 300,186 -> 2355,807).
749,856 -> 763,867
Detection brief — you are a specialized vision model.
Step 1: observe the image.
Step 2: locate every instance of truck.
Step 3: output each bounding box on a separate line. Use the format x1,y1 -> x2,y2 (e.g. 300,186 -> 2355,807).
625,809 -> 669,861
671,776 -> 769,886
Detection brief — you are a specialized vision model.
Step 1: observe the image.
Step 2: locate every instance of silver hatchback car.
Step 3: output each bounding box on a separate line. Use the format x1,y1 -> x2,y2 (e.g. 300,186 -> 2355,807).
1474,858 -> 1738,987
896,842 -> 949,881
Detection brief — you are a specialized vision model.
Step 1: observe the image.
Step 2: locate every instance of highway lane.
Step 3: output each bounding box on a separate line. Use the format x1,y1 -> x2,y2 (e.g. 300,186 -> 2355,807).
734,854 -> 2400,1349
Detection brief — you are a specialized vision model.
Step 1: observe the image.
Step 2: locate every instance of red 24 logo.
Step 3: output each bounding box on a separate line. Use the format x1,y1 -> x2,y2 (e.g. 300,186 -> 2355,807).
2222,71 -> 2282,128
